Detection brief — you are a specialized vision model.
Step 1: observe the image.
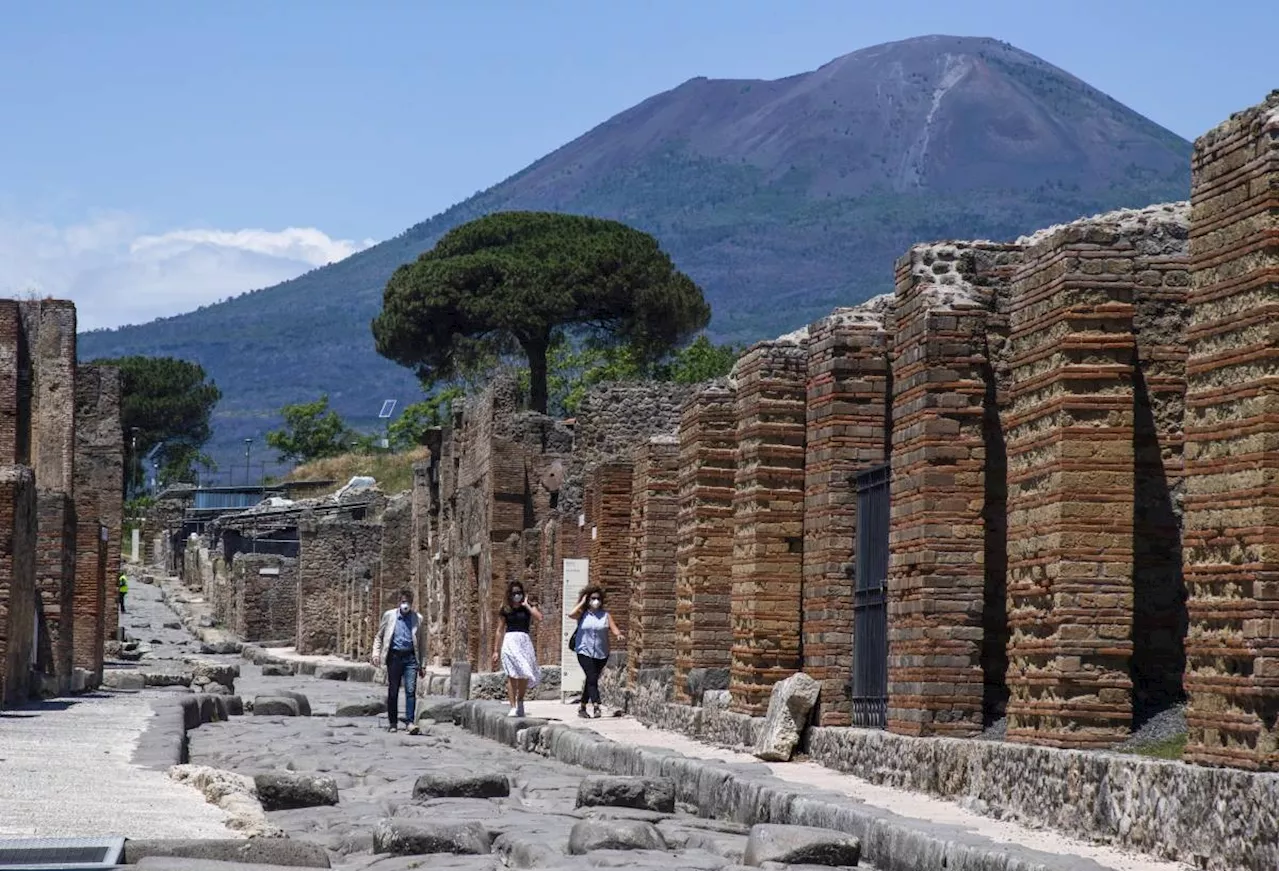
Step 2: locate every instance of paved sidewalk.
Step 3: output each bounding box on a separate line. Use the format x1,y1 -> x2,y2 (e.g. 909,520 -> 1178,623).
520,700 -> 1191,871
0,692 -> 234,839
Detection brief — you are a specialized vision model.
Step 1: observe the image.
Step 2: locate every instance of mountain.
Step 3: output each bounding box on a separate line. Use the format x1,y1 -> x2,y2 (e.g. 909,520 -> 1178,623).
78,35 -> 1192,475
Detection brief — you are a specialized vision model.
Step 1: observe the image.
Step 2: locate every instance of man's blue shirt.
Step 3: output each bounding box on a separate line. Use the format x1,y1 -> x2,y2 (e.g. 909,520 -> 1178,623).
391,610 -> 417,653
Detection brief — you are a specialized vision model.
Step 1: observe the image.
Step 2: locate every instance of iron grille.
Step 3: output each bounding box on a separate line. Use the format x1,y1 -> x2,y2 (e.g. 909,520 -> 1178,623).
0,837 -> 124,870
851,463 -> 890,729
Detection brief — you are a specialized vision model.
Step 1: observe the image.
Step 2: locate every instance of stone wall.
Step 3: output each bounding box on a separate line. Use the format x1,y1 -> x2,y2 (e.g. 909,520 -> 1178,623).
1182,92 -> 1279,770
297,505 -> 383,655
231,554 -> 298,642
625,436 -> 679,685
0,467 -> 36,706
73,364 -> 123,678
729,338 -> 808,716
1005,204 -> 1189,748
802,301 -> 893,726
673,382 -> 736,704
887,242 -> 1021,737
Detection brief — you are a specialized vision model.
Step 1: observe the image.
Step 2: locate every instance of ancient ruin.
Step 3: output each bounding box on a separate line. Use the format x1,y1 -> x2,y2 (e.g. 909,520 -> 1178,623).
0,298 -> 124,705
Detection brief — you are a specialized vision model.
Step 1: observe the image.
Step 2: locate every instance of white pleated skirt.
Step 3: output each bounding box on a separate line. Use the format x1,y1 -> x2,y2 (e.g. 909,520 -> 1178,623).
500,631 -> 541,686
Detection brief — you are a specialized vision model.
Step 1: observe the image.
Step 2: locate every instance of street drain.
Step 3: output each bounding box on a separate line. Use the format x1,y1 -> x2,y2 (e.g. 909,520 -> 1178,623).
0,836 -> 124,869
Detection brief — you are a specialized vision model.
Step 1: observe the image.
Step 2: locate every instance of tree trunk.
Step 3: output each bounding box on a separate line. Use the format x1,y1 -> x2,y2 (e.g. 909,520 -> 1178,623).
526,341 -> 549,415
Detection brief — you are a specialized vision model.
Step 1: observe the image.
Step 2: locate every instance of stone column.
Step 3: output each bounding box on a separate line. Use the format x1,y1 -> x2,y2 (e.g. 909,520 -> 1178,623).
730,339 -> 808,716
0,467 -> 37,707
1006,205 -> 1188,748
674,383 -> 736,704
1183,94 -> 1279,771
802,303 -> 892,726
626,436 -> 679,687
888,242 -> 1020,737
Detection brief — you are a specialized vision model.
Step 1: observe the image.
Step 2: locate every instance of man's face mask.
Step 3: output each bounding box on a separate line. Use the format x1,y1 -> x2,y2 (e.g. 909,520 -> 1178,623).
399,602 -> 410,614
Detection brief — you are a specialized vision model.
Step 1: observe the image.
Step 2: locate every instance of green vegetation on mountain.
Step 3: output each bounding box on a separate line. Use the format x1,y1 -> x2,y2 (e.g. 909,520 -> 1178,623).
78,35 -> 1193,473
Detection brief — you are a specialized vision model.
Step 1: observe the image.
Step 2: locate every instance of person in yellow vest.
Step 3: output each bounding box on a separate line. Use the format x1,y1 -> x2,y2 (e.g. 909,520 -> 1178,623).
118,571 -> 129,613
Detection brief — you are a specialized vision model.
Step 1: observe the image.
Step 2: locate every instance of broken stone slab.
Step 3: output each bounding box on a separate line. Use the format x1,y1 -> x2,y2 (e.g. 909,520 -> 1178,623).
753,672 -> 820,762
316,667 -> 349,681
252,696 -> 300,717
202,682 -> 233,695
576,775 -> 676,813
567,818 -> 668,854
261,663 -> 295,677
102,670 -> 146,691
687,667 -> 731,703
491,831 -> 565,869
413,771 -> 510,800
372,818 -> 492,855
122,838 -> 329,867
188,660 -> 240,685
335,700 -> 387,717
199,640 -> 243,655
275,690 -> 311,716
742,824 -> 861,868
254,772 -> 340,811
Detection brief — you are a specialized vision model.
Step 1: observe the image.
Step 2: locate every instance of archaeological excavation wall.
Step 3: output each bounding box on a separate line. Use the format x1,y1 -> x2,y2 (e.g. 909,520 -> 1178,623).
0,298 -> 123,706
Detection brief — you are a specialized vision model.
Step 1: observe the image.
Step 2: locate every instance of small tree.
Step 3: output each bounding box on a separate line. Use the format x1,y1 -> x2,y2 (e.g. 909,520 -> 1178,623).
371,211 -> 711,413
266,395 -> 352,464
387,384 -> 466,450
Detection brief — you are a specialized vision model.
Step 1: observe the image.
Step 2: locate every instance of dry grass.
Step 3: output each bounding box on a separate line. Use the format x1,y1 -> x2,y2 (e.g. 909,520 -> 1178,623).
284,447 -> 429,496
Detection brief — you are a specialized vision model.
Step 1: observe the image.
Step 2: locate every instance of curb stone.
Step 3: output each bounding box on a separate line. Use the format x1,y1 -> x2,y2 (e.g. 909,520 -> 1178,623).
420,696 -> 1118,871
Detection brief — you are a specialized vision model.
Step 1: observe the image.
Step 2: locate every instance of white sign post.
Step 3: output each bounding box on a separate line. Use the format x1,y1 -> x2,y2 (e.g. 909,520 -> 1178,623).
560,558 -> 589,701
131,528 -> 141,563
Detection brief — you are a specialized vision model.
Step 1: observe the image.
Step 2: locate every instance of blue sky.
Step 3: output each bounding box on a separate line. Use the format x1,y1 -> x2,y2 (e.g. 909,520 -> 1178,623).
1,0 -> 1275,329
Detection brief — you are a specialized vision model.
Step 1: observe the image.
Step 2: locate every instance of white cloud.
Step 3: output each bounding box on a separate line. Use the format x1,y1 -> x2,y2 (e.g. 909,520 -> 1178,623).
0,213 -> 376,331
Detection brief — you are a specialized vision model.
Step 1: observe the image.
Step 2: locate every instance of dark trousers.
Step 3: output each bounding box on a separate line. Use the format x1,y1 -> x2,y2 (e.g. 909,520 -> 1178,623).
386,649 -> 419,725
577,653 -> 608,705
118,594 -> 126,613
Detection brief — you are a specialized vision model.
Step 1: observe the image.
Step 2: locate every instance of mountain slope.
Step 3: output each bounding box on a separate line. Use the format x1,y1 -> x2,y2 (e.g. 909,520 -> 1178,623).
78,35 -> 1192,471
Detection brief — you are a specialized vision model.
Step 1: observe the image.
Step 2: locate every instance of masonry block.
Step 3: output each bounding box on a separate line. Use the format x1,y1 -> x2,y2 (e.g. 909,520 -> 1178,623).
586,461 -> 634,630
0,466 -> 37,706
1182,92 -> 1279,771
233,554 -> 298,642
730,340 -> 808,716
627,436 -> 679,685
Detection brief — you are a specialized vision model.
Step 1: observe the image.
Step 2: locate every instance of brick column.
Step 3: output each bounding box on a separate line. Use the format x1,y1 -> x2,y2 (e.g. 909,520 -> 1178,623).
0,467 -> 37,707
586,461 -> 634,631
674,383 -> 736,704
0,302 -> 20,463
1006,206 -> 1188,748
730,340 -> 808,716
1183,94 -> 1279,771
626,436 -> 679,686
888,243 -> 1020,737
802,304 -> 892,726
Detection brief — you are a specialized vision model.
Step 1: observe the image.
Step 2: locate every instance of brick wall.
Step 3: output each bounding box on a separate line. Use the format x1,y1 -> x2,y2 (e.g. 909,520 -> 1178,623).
297,509 -> 382,655
626,436 -> 679,684
21,301 -> 77,496
1005,204 -> 1189,749
0,467 -> 36,706
1183,93 -> 1279,771
377,493 -> 413,635
35,492 -> 75,687
0,302 -> 19,463
730,339 -> 809,716
887,242 -> 1021,737
232,554 -> 298,642
673,382 -> 736,703
586,461 -> 634,630
72,364 -> 123,679
803,301 -> 893,726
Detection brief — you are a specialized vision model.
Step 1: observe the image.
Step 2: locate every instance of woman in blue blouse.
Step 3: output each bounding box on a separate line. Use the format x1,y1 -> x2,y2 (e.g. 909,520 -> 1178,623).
568,586 -> 624,719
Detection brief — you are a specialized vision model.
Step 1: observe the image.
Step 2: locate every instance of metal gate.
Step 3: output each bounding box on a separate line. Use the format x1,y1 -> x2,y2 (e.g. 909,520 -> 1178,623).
851,463 -> 890,728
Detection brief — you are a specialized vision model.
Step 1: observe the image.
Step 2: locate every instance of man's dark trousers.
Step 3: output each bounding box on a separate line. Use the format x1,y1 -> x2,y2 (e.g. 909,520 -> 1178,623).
386,649 -> 418,726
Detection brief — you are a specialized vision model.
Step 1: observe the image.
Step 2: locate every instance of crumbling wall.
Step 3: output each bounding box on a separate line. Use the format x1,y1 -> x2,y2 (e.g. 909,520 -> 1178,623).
297,507 -> 382,655
802,300 -> 893,726
232,553 -> 298,642
673,382 -> 736,703
626,436 -> 679,685
888,242 -> 1021,737
73,364 -> 123,679
0,467 -> 36,706
1182,92 -> 1279,771
729,338 -> 808,716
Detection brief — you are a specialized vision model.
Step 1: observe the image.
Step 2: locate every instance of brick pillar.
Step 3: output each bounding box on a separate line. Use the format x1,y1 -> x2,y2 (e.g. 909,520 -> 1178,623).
802,305 -> 892,726
730,340 -> 808,716
73,365 -> 123,683
0,467 -> 37,707
586,461 -> 634,631
626,436 -> 679,686
674,383 -> 736,704
1006,207 -> 1188,748
1183,94 -> 1279,771
0,302 -> 20,464
888,243 -> 1020,737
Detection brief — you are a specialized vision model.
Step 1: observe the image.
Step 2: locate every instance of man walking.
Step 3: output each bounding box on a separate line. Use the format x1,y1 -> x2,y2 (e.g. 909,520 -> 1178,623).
117,570 -> 129,614
372,588 -> 424,734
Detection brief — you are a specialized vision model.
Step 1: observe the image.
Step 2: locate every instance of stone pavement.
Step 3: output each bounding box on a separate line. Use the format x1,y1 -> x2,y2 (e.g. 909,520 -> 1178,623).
0,578 -> 236,840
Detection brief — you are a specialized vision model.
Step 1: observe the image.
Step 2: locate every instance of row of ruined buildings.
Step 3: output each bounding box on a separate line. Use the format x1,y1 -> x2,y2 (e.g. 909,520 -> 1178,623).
159,93 -> 1276,772
0,299 -> 125,706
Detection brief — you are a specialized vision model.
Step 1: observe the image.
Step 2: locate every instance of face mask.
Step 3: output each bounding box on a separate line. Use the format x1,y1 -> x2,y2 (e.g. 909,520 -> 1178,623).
589,598 -> 602,609
399,603 -> 410,614
512,593 -> 525,604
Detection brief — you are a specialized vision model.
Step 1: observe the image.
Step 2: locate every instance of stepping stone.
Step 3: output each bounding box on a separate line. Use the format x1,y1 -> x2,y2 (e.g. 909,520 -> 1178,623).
254,772 -> 339,811
576,775 -> 676,813
568,818 -> 667,854
251,696 -> 299,717
742,823 -> 861,867
413,771 -> 510,800
372,818 -> 492,855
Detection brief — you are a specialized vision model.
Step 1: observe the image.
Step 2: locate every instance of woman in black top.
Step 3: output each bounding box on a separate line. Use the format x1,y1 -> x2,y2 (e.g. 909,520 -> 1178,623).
491,580 -> 542,717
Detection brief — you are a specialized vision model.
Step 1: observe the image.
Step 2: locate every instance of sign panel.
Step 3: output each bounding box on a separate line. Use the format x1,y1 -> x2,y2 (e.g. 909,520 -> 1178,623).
560,558 -> 589,699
